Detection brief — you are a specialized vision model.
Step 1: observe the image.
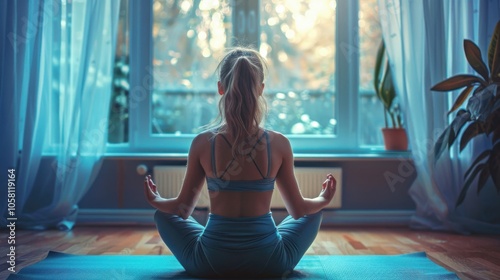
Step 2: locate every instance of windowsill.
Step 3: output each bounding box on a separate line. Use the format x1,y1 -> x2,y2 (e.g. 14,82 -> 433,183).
102,150 -> 412,161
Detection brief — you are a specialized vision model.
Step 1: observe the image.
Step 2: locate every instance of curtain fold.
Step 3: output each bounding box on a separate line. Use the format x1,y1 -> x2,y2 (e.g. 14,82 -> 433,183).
378,0 -> 500,233
1,0 -> 120,230
1,0 -> 45,226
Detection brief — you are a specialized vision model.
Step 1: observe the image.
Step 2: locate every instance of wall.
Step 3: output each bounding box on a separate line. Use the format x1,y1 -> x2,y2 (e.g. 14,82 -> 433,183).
78,157 -> 417,209
32,156 -> 417,225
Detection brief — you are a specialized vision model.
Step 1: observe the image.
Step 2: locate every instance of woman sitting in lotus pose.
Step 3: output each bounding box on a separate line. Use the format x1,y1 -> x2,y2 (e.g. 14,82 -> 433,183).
144,47 -> 336,278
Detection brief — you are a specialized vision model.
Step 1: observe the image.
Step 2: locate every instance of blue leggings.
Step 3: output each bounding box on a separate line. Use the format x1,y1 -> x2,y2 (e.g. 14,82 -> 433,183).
154,210 -> 323,278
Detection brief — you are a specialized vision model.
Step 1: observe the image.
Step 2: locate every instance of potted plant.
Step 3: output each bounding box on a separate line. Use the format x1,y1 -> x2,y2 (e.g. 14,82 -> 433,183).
431,21 -> 500,207
374,41 -> 408,150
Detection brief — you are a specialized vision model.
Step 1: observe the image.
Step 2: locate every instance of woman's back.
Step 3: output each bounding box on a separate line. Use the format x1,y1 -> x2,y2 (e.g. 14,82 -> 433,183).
197,128 -> 285,217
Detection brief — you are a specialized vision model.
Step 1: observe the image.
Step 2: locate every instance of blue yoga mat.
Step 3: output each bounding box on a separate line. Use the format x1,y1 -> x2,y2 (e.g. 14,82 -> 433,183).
8,251 -> 458,279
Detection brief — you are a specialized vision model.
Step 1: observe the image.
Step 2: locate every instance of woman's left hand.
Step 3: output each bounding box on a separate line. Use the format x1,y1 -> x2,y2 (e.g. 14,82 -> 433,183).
319,174 -> 336,204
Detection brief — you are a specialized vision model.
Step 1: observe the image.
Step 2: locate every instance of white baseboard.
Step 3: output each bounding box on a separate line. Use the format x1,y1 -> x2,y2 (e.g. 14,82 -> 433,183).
77,209 -> 415,226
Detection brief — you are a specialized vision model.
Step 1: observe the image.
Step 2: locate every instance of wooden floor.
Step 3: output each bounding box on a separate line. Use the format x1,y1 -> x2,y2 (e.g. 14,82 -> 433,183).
1,225 -> 499,279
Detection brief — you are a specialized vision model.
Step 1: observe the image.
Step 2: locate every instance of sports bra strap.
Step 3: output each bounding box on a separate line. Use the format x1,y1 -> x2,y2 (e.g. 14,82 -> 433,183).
265,131 -> 271,178
210,135 -> 217,178
211,130 -> 271,179
219,134 -> 232,147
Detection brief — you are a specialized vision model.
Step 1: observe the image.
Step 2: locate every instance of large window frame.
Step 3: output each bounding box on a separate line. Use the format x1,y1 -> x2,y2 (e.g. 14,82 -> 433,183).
121,0 -> 363,154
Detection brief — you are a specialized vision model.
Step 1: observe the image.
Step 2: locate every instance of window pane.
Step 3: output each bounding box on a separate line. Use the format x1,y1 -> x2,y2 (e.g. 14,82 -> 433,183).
108,0 -> 129,143
358,0 -> 384,147
152,0 -> 231,134
261,0 -> 336,135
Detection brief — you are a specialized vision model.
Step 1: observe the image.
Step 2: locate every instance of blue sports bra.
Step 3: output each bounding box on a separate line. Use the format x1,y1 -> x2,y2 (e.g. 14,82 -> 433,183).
206,130 -> 275,192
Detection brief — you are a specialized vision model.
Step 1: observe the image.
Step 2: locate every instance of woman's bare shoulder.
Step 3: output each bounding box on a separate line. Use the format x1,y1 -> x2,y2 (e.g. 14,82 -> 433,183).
195,130 -> 215,140
190,131 -> 214,150
265,129 -> 286,140
265,129 -> 291,148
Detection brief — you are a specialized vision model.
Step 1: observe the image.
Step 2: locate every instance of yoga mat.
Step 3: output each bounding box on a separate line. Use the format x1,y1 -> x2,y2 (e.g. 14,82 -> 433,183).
8,251 -> 458,279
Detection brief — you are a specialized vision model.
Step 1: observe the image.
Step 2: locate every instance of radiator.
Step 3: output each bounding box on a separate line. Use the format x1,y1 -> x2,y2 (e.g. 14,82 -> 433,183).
153,166 -> 342,209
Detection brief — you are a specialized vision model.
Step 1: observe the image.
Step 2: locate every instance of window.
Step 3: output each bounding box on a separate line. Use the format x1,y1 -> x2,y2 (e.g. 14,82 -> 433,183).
108,0 -> 130,144
358,0 -> 384,147
109,0 -> 384,153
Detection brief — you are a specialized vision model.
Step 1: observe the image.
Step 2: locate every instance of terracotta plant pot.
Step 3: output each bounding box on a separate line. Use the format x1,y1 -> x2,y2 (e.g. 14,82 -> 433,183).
382,128 -> 408,151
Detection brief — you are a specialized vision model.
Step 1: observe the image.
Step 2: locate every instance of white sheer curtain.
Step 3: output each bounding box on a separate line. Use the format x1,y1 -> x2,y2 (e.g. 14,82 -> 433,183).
0,0 -> 120,230
378,0 -> 500,233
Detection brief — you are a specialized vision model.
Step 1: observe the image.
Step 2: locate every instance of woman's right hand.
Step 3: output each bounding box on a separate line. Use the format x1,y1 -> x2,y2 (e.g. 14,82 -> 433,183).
319,174 -> 336,204
143,175 -> 164,209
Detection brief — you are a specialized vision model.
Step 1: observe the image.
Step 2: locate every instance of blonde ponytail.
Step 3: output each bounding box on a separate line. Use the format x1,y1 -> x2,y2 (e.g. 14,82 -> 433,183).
214,47 -> 267,157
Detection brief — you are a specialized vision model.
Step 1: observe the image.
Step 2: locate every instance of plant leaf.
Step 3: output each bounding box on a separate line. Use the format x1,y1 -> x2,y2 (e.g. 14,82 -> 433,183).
456,109 -> 468,116
447,86 -> 474,114
378,60 -> 390,107
488,20 -> 500,82
381,61 -> 395,110
434,126 -> 451,162
494,96 -> 500,111
457,163 -> 487,207
488,21 -> 500,72
489,142 -> 500,193
464,40 -> 490,81
431,75 -> 486,91
374,41 -> 385,95
460,121 -> 484,151
464,149 -> 490,179
472,85 -> 485,95
451,110 -> 471,142
485,108 -> 500,135
493,126 -> 500,144
477,164 -> 490,194
448,127 -> 456,148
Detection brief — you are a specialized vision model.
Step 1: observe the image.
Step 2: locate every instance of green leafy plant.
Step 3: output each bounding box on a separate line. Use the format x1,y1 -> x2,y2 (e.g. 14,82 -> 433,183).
431,21 -> 500,207
374,41 -> 403,128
